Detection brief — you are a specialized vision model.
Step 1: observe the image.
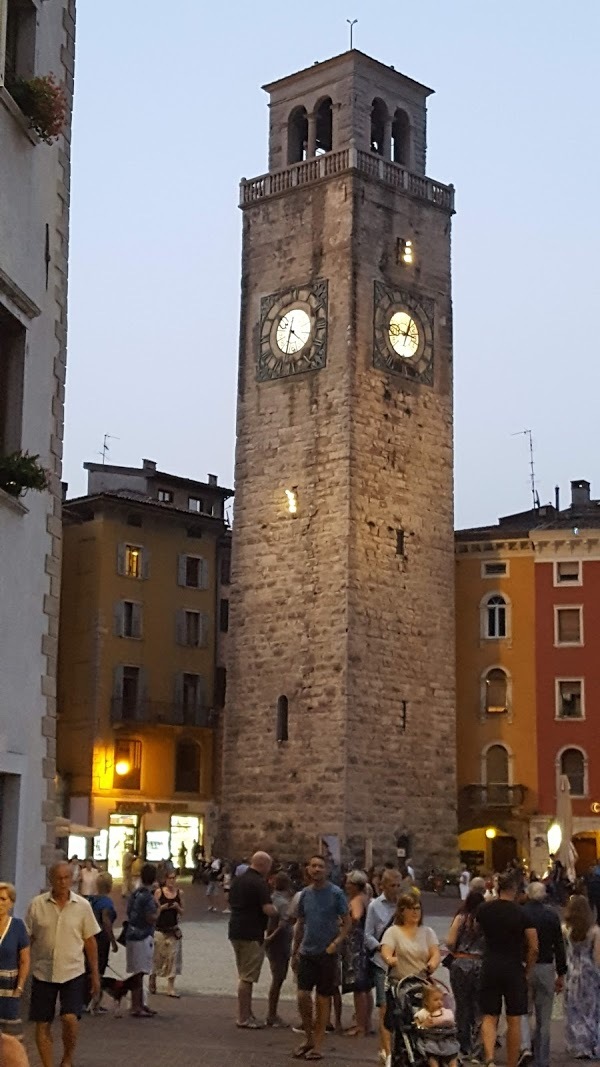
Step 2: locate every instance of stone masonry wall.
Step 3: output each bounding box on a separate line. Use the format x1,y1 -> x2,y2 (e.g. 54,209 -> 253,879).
344,174 -> 457,867
222,169 -> 456,865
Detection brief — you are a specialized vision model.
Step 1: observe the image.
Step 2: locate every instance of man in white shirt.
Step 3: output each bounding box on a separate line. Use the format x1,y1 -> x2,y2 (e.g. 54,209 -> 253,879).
26,862 -> 100,1067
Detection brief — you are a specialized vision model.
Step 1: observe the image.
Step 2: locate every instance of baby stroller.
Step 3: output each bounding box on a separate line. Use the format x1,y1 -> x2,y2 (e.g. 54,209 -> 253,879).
385,975 -> 458,1067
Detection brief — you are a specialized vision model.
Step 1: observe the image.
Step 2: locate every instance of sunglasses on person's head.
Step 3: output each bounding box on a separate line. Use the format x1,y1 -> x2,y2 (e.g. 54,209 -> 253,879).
406,903 -> 422,909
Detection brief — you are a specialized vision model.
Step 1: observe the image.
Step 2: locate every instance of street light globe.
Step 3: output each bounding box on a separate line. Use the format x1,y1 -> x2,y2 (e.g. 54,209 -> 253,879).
115,758 -> 130,776
547,822 -> 562,854
485,827 -> 497,840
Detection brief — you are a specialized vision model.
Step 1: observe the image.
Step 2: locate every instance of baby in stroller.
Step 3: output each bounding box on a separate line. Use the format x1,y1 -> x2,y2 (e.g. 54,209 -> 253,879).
414,984 -> 460,1067
386,976 -> 460,1067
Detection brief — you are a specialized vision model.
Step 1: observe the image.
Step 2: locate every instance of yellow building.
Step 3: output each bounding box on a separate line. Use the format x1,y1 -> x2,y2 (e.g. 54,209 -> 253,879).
455,508 -> 541,871
57,459 -> 232,875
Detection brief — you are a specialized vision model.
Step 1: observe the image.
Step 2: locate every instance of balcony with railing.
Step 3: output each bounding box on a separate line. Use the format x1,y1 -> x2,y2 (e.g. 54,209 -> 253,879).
110,698 -> 216,729
240,147 -> 454,213
459,784 -> 528,811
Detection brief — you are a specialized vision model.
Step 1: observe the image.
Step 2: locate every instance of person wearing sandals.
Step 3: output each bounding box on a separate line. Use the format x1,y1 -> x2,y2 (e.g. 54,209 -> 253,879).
125,863 -> 159,1018
0,883 -> 30,1040
291,854 -> 351,1061
228,851 -> 277,1028
341,870 -> 373,1038
264,871 -> 293,1027
149,872 -> 183,998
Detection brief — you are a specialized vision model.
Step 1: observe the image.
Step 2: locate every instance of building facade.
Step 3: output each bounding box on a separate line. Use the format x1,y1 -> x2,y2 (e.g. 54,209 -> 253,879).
531,479 -> 600,875
456,480 -> 600,875
455,519 -> 539,871
57,459 -> 232,874
0,0 -> 75,904
221,50 -> 457,866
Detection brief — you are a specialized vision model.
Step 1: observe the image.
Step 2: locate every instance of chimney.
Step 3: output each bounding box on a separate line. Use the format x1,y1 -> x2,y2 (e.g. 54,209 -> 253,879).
571,479 -> 590,508
208,474 -> 217,486
554,485 -> 560,511
142,458 -> 157,471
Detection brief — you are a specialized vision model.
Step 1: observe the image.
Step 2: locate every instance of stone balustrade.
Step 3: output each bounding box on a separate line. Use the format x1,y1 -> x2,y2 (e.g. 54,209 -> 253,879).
240,146 -> 454,212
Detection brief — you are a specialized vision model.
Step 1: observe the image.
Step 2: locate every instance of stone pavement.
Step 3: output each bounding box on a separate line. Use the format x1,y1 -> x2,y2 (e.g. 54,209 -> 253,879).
19,888 -> 578,1067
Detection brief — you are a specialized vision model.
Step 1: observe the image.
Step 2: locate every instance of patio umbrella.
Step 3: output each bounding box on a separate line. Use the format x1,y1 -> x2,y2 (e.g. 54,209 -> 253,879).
556,774 -> 575,880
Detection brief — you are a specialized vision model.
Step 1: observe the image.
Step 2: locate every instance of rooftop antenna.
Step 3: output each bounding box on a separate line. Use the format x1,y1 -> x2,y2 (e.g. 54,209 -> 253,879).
100,433 -> 119,464
346,18 -> 358,49
511,428 -> 539,509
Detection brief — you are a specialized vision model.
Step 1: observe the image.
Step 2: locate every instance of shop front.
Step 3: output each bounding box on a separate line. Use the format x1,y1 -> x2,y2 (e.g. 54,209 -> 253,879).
90,798 -> 206,874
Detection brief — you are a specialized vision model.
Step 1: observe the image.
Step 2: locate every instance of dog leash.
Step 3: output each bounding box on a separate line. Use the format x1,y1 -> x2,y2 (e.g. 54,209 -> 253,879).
106,962 -> 128,981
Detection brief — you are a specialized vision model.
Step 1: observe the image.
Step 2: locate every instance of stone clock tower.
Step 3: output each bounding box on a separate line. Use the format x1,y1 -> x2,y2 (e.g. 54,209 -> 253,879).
221,50 -> 457,867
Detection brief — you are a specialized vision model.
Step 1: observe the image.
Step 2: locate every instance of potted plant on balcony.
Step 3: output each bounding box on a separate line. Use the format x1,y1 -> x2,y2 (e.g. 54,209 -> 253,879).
0,451 -> 49,498
8,73 -> 67,144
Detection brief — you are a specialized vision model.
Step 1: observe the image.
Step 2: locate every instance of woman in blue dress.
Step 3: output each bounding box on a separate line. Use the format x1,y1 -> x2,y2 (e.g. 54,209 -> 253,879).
564,894 -> 600,1058
0,882 -> 30,1039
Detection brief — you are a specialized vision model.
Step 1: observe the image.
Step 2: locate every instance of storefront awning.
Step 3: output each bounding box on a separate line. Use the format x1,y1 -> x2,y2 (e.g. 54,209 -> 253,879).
55,818 -> 100,839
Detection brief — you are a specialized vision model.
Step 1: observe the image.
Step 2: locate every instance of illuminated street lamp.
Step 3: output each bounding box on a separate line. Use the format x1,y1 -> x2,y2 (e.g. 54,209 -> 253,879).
547,822 -> 562,855
485,827 -> 497,840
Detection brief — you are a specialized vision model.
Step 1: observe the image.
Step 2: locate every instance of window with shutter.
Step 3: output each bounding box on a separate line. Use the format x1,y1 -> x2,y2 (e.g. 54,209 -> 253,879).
200,558 -> 209,589
116,543 -> 126,576
484,668 -> 508,714
123,601 -> 134,638
113,601 -> 125,637
555,561 -> 581,584
557,680 -> 583,718
560,748 -> 586,796
199,613 -> 209,648
174,740 -> 201,793
175,609 -> 186,646
141,548 -> 151,580
556,608 -> 581,645
131,603 -> 143,639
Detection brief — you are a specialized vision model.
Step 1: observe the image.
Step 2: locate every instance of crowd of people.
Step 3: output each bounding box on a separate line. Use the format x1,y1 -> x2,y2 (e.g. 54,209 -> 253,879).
1,851 -> 600,1067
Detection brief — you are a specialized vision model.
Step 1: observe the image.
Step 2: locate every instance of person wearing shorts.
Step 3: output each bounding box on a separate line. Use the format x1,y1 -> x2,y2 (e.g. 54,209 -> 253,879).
228,851 -> 276,1027
365,868 -> 401,1063
26,862 -> 100,1067
477,872 -> 538,1067
291,855 -> 351,1060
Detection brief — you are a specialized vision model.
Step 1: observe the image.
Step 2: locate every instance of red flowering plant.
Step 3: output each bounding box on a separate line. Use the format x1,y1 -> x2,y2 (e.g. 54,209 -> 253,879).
9,73 -> 67,144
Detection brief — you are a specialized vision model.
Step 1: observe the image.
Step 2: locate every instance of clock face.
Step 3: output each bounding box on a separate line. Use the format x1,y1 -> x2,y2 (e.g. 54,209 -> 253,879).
276,308 -> 311,355
389,311 -> 419,358
258,281 -> 328,381
373,282 -> 434,385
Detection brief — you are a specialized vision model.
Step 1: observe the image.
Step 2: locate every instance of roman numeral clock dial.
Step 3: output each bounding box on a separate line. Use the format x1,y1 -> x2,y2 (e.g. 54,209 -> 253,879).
257,281 -> 328,381
373,281 -> 435,385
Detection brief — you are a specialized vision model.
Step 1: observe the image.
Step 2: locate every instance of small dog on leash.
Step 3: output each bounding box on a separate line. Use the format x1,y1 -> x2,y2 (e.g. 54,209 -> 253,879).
91,974 -> 138,1017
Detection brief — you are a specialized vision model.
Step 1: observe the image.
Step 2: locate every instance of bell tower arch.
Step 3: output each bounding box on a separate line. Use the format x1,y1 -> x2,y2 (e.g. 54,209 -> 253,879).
221,50 -> 457,867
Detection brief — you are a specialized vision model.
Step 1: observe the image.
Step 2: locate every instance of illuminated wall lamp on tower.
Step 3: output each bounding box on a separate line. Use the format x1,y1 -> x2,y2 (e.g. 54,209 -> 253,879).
285,488 -> 298,516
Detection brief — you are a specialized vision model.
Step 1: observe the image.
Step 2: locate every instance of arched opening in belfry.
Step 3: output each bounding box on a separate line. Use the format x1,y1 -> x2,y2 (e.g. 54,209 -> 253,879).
288,105 -> 308,164
370,97 -> 388,155
315,96 -> 333,155
392,108 -> 411,166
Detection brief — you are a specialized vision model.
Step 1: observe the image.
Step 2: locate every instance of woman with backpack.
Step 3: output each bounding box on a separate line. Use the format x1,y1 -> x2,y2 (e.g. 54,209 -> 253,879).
125,864 -> 159,1017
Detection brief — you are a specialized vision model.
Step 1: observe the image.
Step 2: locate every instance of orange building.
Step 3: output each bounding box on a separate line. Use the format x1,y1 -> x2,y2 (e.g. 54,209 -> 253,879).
57,459 -> 232,874
455,508 -> 542,871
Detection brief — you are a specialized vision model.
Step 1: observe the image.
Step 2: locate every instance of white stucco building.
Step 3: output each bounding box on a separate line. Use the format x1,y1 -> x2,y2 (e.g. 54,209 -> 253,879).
0,0 -> 75,908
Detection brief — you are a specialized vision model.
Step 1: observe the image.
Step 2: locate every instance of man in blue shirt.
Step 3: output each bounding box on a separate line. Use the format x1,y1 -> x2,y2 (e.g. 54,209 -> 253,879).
291,855 -> 350,1060
365,869 -> 402,1064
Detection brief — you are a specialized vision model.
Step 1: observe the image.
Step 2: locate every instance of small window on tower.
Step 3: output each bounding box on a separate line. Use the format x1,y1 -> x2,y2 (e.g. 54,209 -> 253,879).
396,529 -> 405,556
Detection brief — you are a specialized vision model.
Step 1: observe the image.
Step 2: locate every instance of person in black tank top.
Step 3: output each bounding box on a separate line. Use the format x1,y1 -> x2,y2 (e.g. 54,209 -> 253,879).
149,874 -> 184,998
